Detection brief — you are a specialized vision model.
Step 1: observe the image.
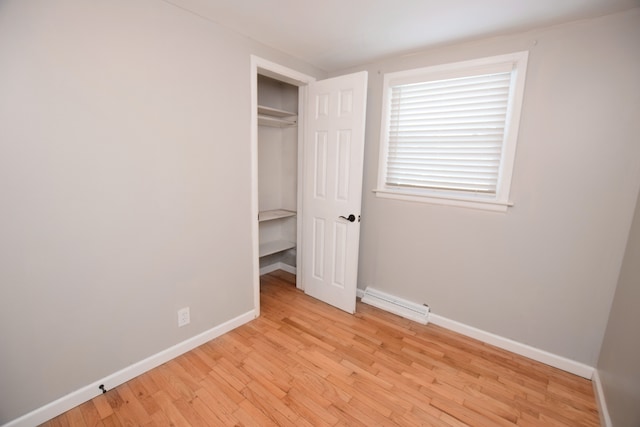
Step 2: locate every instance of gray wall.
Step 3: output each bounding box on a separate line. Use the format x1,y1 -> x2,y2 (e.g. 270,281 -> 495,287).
0,0 -> 322,423
597,188 -> 640,427
335,8 -> 640,366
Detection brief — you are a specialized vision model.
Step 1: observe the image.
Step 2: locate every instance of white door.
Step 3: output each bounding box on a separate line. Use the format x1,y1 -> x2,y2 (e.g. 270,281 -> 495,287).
302,71 -> 368,313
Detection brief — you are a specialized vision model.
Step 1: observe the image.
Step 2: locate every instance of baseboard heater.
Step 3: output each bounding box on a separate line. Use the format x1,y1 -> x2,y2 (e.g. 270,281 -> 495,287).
361,287 -> 429,324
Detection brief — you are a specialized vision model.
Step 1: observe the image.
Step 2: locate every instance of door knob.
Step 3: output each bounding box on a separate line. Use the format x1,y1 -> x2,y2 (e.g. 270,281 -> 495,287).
339,214 -> 356,222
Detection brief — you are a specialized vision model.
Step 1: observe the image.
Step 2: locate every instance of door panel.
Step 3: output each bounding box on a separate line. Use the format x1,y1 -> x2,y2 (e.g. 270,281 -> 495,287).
313,132 -> 328,199
336,130 -> 351,201
332,222 -> 347,287
302,71 -> 368,314
312,217 -> 325,280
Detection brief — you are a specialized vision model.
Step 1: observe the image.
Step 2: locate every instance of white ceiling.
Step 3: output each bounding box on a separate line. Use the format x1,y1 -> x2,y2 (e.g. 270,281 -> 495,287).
165,0 -> 639,71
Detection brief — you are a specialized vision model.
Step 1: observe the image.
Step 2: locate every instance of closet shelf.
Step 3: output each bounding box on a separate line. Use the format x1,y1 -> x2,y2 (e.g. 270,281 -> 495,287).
258,105 -> 297,127
259,240 -> 296,257
259,209 -> 296,222
258,115 -> 297,127
258,105 -> 296,117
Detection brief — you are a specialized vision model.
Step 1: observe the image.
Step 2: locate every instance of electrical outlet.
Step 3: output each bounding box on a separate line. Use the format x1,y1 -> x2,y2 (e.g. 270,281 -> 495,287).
177,307 -> 190,327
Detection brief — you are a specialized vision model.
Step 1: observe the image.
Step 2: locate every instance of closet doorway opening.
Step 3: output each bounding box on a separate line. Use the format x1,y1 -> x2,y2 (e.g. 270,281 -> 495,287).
250,56 -> 368,316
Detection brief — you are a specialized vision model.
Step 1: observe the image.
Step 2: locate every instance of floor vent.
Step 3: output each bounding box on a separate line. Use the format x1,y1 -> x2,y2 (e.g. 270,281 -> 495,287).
361,287 -> 429,324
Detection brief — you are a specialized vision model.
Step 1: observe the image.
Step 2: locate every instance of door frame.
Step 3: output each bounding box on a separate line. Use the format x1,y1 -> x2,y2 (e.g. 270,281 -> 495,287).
250,56 -> 317,316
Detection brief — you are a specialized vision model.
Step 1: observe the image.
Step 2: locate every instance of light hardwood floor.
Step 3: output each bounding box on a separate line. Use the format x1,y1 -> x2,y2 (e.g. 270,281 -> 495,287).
42,270 -> 600,426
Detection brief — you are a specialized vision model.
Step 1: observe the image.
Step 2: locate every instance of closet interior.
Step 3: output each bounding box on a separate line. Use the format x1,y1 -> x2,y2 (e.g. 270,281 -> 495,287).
257,74 -> 300,277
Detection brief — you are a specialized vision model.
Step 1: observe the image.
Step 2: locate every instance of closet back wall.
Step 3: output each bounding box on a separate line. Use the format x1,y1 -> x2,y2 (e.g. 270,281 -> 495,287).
257,76 -> 299,271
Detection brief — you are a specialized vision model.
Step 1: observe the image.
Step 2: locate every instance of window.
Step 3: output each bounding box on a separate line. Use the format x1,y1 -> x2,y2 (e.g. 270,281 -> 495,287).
376,52 -> 528,212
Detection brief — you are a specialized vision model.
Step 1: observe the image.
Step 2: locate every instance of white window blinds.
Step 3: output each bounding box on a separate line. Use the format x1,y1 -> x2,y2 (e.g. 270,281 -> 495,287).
385,71 -> 513,194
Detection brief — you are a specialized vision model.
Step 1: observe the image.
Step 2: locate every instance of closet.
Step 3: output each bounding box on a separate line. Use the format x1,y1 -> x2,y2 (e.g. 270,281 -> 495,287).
252,57 -> 367,314
257,74 -> 299,276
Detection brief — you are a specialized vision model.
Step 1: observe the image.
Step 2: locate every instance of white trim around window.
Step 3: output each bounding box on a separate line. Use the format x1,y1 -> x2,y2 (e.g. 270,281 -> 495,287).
375,51 -> 529,212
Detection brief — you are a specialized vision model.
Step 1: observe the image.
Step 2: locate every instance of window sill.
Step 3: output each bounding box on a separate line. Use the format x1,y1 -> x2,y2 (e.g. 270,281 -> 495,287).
373,189 -> 513,212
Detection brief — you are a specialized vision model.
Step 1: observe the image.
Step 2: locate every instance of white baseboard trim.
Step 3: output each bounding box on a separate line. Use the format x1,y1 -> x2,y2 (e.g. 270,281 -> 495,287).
260,262 -> 296,276
429,314 -> 594,379
279,263 -> 297,275
355,287 -> 593,378
5,310 -> 256,427
592,369 -> 612,427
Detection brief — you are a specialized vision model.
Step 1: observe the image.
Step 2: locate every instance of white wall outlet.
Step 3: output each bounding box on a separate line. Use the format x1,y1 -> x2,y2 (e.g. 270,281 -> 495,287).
177,307 -> 190,327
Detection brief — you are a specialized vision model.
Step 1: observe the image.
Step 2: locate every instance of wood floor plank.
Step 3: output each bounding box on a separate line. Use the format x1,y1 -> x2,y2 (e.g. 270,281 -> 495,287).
78,400 -> 102,427
99,414 -> 122,427
198,370 -> 245,405
282,387 -> 338,427
64,407 -> 86,427
89,394 -> 113,421
43,270 -> 601,426
112,383 -> 152,425
125,376 -> 161,417
144,409 -> 172,427
193,387 -> 239,426
236,397 -> 279,426
151,390 -> 192,427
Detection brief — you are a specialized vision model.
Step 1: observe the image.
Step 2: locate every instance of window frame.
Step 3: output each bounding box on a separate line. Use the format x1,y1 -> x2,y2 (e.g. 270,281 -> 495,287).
375,51 -> 529,212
